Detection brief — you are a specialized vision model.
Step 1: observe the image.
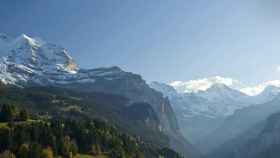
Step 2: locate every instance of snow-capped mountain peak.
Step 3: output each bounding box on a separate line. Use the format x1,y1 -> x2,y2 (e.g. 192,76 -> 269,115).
259,85 -> 280,98
0,33 -> 135,86
240,80 -> 280,96
151,79 -> 280,119
2,34 -> 78,74
196,83 -> 248,102
151,81 -> 248,117
206,83 -> 230,92
169,77 -> 280,98
170,76 -> 241,94
14,34 -> 41,47
0,34 -> 82,85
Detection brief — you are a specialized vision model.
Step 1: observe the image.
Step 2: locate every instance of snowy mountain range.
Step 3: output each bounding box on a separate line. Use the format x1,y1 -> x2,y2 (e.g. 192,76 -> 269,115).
150,78 -> 280,145
154,85 -> 244,117
151,77 -> 280,118
170,76 -> 280,96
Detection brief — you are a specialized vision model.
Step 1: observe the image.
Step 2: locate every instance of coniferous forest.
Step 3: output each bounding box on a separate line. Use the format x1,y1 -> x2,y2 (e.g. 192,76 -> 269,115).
0,104 -> 182,158
0,84 -> 183,158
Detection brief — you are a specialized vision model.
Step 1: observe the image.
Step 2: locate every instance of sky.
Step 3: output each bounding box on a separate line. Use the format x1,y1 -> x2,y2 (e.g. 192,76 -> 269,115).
0,0 -> 280,84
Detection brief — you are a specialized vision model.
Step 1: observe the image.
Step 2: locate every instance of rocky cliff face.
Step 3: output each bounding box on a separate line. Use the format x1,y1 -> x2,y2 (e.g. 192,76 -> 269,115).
51,67 -> 180,135
150,80 -> 280,155
150,81 -> 252,145
0,34 -> 176,132
0,34 -> 199,157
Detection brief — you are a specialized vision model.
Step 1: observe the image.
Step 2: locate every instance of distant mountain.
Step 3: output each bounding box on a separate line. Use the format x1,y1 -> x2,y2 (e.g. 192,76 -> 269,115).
251,85 -> 280,104
150,80 -> 280,152
209,111 -> 280,158
240,80 -> 280,96
0,33 -> 199,158
150,81 -> 250,118
170,76 -> 242,94
199,95 -> 280,154
170,76 -> 280,97
150,81 -> 178,98
151,82 -> 249,135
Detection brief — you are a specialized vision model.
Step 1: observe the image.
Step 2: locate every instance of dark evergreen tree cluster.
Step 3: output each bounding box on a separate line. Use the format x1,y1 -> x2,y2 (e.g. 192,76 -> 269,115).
0,104 -> 29,122
0,104 -> 183,158
0,85 -> 184,158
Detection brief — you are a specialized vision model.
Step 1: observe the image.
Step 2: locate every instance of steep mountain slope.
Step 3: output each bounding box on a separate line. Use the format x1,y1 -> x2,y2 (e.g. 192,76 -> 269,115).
59,71 -> 201,158
151,81 -> 251,119
0,86 -> 185,158
0,33 -> 199,158
199,95 -> 280,154
209,111 -> 280,158
251,85 -> 280,104
150,82 -> 252,144
151,79 -> 280,147
0,84 -> 168,146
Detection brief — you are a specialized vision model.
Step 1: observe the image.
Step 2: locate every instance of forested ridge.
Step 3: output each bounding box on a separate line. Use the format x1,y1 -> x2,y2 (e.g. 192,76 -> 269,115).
0,84 -> 183,158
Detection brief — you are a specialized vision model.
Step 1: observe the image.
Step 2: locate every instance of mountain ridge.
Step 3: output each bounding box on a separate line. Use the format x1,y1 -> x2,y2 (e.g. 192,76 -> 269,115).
0,33 -> 200,158
169,76 -> 280,97
150,81 -> 280,151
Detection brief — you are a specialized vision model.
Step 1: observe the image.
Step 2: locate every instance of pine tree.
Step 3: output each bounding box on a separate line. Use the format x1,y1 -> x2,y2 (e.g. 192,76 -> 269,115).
0,127 -> 12,150
0,104 -> 16,122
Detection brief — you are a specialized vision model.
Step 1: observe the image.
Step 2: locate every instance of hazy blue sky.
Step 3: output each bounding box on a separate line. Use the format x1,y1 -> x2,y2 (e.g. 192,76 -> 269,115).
1,0 -> 280,84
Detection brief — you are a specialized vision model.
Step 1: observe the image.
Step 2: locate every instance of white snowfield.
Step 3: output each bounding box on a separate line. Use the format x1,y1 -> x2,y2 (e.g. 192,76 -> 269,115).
0,33 -> 126,86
